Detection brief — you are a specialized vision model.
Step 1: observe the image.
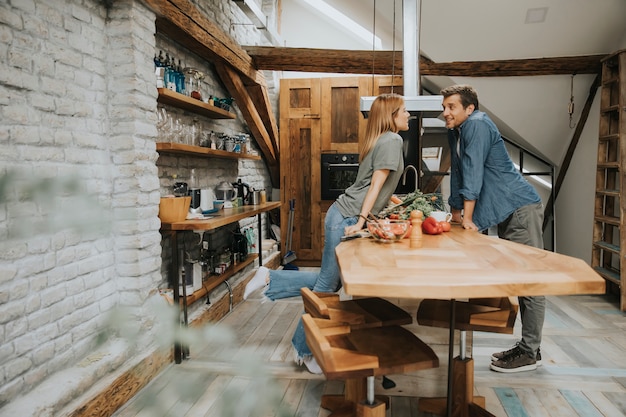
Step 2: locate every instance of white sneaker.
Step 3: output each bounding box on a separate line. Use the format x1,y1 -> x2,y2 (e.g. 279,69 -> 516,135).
244,266 -> 269,300
302,356 -> 323,374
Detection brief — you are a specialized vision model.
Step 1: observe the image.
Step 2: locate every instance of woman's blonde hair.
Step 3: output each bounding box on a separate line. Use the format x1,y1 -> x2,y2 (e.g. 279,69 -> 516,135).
359,93 -> 405,162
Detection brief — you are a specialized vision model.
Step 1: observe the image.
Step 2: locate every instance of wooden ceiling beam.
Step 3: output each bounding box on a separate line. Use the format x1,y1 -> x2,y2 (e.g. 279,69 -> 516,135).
245,46 -> 605,76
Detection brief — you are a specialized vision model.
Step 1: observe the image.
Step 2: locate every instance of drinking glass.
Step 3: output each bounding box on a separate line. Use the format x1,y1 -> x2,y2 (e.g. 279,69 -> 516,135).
169,117 -> 183,143
156,108 -> 170,141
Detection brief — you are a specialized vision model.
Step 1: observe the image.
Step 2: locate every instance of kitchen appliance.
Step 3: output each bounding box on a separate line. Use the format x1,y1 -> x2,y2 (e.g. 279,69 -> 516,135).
188,188 -> 201,213
216,181 -> 236,201
231,227 -> 248,262
200,188 -> 215,211
173,182 -> 188,197
320,153 -> 359,200
247,189 -> 261,205
232,179 -> 250,204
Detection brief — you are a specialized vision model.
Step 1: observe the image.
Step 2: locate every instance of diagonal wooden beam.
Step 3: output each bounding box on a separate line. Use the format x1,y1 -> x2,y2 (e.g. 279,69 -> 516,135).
245,46 -> 604,76
543,74 -> 601,230
244,82 -> 280,156
215,63 -> 280,186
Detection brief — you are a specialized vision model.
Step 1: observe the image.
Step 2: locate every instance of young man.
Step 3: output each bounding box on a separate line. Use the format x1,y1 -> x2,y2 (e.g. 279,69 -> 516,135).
441,84 -> 545,373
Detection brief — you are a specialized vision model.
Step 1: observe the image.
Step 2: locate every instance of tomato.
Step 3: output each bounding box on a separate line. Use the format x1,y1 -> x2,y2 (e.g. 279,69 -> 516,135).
422,217 -> 443,235
388,213 -> 400,220
390,224 -> 405,236
439,221 -> 451,232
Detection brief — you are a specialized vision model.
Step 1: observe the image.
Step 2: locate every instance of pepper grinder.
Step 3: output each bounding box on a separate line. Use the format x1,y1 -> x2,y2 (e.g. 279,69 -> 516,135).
410,210 -> 423,249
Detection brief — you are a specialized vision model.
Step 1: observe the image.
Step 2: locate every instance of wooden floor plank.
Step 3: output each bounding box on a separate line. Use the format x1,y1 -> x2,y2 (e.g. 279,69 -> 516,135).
538,389 -> 579,417
231,301 -> 288,362
494,387 -> 529,417
515,387 -> 550,417
279,379 -> 310,415
602,392 -> 626,415
560,389 -> 604,417
258,378 -> 291,417
203,375 -> 252,416
183,374 -> 231,417
585,391 -> 626,417
163,370 -> 216,417
294,379 -> 326,417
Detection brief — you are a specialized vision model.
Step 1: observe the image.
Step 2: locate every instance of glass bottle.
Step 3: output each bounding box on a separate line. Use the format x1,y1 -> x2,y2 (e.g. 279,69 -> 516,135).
176,59 -> 185,94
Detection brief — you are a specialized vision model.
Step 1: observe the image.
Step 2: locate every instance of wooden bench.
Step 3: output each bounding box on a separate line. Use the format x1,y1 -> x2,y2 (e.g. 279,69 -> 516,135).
301,287 -> 412,329
417,297 -> 518,334
416,297 -> 519,416
302,313 -> 439,417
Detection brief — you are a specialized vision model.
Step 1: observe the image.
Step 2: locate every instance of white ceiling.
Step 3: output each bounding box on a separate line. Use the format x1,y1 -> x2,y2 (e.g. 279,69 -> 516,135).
280,0 -> 626,167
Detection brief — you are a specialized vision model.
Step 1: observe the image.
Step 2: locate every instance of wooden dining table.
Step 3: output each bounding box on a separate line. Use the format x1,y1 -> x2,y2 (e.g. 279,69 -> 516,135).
335,224 -> 606,417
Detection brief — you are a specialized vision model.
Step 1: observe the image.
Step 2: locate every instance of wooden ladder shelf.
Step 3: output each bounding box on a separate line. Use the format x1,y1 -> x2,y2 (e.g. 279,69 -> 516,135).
592,49 -> 626,311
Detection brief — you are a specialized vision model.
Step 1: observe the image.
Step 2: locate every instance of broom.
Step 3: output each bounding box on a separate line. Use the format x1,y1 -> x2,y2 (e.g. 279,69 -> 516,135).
282,198 -> 298,268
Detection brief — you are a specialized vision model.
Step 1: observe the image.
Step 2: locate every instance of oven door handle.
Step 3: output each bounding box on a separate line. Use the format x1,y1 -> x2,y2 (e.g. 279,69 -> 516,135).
323,163 -> 359,169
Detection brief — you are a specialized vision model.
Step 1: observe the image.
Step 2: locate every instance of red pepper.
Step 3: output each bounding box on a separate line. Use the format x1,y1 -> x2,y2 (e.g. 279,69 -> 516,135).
422,217 -> 443,235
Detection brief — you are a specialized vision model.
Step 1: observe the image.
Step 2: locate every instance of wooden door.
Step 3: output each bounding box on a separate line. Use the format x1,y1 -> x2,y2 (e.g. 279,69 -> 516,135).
279,78 -> 322,264
320,77 -> 371,154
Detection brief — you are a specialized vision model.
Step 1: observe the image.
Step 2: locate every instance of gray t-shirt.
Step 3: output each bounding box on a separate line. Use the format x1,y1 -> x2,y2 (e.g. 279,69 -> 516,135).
335,131 -> 404,217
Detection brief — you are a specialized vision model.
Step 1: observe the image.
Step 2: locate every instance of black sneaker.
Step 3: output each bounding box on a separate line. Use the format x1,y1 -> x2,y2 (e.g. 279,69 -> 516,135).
490,346 -> 537,373
491,345 -> 542,366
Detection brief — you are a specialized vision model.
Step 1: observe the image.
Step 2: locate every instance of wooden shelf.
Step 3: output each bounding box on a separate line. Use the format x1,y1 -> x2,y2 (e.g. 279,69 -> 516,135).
181,254 -> 258,305
157,88 -> 236,119
156,142 -> 261,160
161,201 -> 281,231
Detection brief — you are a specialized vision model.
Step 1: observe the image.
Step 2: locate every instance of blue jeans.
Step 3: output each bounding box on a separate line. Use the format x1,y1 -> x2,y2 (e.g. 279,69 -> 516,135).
264,203 -> 357,360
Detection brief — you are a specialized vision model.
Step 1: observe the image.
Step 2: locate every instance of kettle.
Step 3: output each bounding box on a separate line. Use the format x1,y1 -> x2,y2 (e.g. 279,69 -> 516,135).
216,181 -> 236,201
232,179 -> 250,204
200,188 -> 215,211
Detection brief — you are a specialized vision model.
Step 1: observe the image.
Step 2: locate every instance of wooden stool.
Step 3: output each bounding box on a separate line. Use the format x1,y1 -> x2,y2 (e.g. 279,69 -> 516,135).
416,297 -> 518,417
302,313 -> 439,417
301,287 -> 412,329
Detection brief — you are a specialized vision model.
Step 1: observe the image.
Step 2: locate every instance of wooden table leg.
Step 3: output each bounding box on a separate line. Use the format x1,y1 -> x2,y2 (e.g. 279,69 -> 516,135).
321,378 -> 390,417
418,357 -> 492,417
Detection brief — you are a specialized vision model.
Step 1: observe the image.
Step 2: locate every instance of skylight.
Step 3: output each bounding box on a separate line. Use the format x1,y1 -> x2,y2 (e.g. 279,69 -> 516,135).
300,0 -> 382,48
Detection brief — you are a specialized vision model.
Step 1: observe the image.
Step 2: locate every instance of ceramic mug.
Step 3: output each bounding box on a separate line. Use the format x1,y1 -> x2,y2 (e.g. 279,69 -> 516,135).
430,211 -> 452,222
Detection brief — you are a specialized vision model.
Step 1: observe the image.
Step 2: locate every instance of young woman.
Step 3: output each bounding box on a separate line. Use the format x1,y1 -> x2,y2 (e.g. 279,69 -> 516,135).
244,93 -> 410,373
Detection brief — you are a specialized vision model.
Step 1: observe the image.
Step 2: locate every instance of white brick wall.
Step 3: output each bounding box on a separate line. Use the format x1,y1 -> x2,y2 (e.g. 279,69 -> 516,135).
0,0 -> 279,414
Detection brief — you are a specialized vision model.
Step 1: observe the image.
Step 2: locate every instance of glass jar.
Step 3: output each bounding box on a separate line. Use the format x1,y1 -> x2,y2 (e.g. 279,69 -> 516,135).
223,136 -> 235,152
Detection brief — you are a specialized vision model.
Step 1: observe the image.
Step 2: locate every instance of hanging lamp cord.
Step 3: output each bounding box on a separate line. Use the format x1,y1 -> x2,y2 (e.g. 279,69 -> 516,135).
371,0 -> 376,86
390,0 -> 396,93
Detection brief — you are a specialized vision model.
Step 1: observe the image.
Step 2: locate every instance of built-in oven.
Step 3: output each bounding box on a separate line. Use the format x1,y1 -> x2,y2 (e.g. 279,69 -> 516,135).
320,153 -> 359,200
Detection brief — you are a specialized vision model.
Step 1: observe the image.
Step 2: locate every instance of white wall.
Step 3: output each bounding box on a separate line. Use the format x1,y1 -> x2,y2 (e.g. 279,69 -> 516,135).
554,93 -> 600,262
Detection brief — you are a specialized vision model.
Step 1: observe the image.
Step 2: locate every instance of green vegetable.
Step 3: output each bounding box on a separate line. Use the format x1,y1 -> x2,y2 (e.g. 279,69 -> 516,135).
378,190 -> 445,220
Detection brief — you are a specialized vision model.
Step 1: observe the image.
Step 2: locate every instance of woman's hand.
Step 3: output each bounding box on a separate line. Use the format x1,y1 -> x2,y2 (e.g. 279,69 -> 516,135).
344,224 -> 363,236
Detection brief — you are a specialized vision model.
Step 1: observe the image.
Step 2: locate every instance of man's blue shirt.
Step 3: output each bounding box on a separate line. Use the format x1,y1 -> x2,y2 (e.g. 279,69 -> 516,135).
447,110 -> 541,231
